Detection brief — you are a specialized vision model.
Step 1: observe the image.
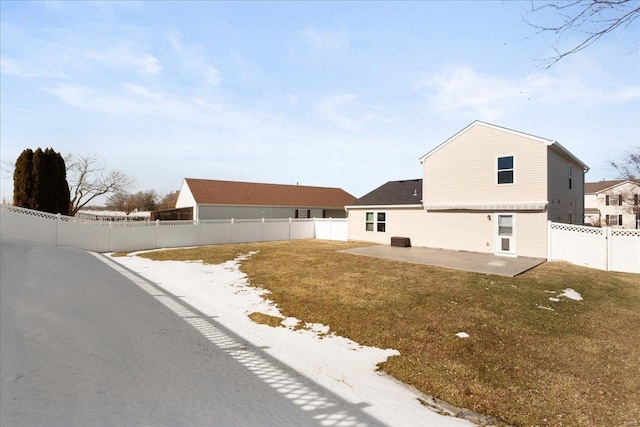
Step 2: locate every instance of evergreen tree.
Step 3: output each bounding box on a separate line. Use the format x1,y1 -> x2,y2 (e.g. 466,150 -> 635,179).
13,147 -> 71,214
13,149 -> 34,209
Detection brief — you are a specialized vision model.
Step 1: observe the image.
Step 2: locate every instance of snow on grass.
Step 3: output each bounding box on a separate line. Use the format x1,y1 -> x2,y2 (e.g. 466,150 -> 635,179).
558,288 -> 583,301
111,252 -> 474,427
455,332 -> 470,339
546,288 -> 584,303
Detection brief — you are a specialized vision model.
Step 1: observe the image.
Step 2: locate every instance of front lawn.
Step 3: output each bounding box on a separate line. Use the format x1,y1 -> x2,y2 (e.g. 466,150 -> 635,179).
137,240 -> 640,426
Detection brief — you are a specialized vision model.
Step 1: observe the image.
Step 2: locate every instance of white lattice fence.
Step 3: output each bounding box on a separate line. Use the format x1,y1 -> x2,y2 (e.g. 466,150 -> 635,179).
548,221 -> 639,273
0,205 -> 348,252
609,228 -> 640,274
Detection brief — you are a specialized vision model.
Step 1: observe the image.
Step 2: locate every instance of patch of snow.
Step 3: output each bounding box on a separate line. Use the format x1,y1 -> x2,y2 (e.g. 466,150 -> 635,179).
455,332 -> 469,339
536,305 -> 555,312
281,317 -> 299,328
558,288 -> 583,301
549,297 -> 560,302
111,253 -> 474,426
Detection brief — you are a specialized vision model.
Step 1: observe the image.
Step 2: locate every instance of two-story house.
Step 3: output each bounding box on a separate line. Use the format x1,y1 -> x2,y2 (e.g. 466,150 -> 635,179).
584,179 -> 640,229
346,121 -> 589,258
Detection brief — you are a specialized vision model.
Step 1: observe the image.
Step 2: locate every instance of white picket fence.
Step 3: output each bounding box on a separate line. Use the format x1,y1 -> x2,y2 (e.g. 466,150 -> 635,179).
547,221 -> 640,274
0,205 -> 348,253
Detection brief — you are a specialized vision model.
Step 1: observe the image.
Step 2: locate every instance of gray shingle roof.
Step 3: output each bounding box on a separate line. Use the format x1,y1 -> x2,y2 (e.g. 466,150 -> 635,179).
350,179 -> 423,206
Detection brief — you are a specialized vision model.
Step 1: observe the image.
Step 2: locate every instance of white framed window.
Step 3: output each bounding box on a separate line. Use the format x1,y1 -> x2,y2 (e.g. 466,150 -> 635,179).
377,212 -> 386,232
606,195 -> 623,206
365,212 -> 374,231
295,209 -> 310,218
606,214 -> 623,226
497,155 -> 514,184
365,211 -> 386,232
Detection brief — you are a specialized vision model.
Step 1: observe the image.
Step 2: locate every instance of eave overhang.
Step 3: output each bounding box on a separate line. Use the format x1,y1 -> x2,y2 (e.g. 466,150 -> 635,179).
423,202 -> 548,212
345,204 -> 423,211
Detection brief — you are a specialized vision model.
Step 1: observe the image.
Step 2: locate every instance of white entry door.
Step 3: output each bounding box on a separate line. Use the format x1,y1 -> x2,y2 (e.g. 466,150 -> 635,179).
495,213 -> 517,256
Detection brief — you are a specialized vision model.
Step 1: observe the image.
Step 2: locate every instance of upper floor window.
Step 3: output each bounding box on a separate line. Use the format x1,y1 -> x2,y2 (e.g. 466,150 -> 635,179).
568,165 -> 573,189
497,156 -> 514,184
606,195 -> 622,206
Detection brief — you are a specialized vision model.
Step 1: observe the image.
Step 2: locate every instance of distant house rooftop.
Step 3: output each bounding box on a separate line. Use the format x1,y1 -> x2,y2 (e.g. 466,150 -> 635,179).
585,179 -> 637,194
348,179 -> 423,206
183,178 -> 356,207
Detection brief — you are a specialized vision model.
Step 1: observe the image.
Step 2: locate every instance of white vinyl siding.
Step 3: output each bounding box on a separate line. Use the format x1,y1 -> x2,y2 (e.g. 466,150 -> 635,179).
198,205 -> 324,220
348,207 -> 549,258
422,124 -> 547,206
175,179 -> 197,209
547,148 -> 584,224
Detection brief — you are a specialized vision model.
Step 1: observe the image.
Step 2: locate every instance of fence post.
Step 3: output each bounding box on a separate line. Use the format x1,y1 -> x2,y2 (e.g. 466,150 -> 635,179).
605,226 -> 611,272
547,220 -> 552,261
231,218 -> 235,243
289,217 -> 292,241
56,213 -> 61,246
261,218 -> 265,242
156,219 -> 160,249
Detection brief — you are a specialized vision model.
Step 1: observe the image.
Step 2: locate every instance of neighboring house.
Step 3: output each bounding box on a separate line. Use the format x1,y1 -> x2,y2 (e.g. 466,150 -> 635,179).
346,121 -> 589,258
163,178 -> 355,220
584,179 -> 640,229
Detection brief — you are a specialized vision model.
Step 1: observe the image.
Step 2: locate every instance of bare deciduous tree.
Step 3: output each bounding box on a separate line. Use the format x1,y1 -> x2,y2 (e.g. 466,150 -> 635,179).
610,145 -> 640,180
158,190 -> 179,210
66,154 -> 135,215
524,0 -> 640,68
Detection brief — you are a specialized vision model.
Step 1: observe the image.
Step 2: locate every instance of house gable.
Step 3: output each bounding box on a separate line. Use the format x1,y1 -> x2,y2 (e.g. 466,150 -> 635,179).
585,179 -> 635,195
175,179 -> 197,209
421,121 -> 550,208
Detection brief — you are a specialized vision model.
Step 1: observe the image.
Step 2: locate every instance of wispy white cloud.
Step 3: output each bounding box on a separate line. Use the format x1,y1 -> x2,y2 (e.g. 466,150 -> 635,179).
167,30 -> 183,54
85,48 -> 161,74
42,1 -> 64,10
41,82 -> 277,141
43,83 -> 204,118
316,93 -> 379,131
417,66 -> 640,121
415,67 -> 527,121
300,25 -> 348,51
0,55 -> 66,78
166,29 -> 222,86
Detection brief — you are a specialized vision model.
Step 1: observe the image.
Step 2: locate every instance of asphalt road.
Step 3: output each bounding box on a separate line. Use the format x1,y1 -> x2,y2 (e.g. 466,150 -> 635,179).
1,237 -> 382,426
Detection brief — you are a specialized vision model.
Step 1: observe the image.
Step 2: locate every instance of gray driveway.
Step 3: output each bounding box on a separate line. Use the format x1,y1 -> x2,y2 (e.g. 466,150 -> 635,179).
1,237 -> 382,426
341,245 -> 545,277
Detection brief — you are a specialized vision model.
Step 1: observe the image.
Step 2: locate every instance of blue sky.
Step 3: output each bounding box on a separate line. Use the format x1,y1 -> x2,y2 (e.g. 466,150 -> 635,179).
1,1 -> 638,203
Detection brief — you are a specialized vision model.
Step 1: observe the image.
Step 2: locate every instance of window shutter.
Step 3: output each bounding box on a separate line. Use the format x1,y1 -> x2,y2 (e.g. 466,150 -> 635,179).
619,195 -> 623,205
295,210 -> 299,218
606,195 -> 609,205
606,214 -> 610,224
619,215 -> 623,226
635,194 -> 639,205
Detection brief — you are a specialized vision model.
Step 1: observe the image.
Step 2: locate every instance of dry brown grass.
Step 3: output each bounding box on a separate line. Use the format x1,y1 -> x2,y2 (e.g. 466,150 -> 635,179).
137,240 -> 640,427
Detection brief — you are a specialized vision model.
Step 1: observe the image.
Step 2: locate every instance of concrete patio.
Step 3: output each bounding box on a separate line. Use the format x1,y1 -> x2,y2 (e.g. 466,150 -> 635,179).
340,245 -> 546,277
